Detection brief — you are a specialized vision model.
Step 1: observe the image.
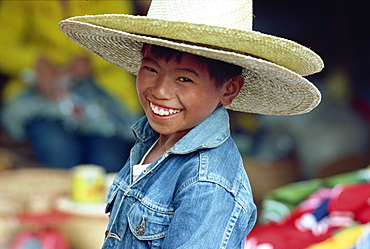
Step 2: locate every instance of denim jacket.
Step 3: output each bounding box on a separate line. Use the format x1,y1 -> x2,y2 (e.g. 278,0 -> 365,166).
102,106 -> 257,249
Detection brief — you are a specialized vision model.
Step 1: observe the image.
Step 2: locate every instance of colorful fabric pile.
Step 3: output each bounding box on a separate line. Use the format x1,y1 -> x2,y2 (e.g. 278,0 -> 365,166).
246,167 -> 370,249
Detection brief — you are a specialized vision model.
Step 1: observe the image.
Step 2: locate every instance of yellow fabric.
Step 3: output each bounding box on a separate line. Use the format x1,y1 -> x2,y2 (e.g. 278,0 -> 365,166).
0,0 -> 140,113
305,224 -> 363,249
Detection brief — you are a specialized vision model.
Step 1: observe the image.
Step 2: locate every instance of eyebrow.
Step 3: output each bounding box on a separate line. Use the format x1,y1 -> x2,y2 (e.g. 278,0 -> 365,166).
177,68 -> 199,77
141,56 -> 159,66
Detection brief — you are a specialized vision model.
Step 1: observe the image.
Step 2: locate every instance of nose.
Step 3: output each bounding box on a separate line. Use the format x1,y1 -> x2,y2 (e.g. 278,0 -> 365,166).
152,75 -> 173,100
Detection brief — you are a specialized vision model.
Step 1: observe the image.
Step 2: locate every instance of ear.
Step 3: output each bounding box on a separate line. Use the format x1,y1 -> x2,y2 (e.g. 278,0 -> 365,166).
220,75 -> 244,106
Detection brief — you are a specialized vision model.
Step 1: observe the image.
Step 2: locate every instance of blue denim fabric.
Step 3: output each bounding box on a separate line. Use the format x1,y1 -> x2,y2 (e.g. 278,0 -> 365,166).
102,106 -> 257,248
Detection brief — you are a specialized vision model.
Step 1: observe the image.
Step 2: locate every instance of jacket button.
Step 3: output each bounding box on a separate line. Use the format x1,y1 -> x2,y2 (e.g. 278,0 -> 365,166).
135,217 -> 146,236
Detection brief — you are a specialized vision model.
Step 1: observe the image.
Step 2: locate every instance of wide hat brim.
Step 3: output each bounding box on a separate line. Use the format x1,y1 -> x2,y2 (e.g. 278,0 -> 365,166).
59,14 -> 324,115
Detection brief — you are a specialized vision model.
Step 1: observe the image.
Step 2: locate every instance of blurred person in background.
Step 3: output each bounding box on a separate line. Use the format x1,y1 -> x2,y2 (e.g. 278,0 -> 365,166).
0,0 -> 146,173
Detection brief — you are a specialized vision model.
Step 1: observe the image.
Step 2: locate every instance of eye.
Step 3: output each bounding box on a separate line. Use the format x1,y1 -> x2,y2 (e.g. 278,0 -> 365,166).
144,66 -> 157,73
178,77 -> 193,83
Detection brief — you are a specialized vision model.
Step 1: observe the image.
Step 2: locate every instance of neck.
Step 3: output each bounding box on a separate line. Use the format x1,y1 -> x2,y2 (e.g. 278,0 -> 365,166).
158,128 -> 191,150
143,130 -> 189,164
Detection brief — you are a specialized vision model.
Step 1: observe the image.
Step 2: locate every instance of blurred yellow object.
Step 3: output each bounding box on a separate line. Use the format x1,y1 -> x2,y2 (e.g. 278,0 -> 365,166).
0,0 -> 140,113
306,224 -> 366,249
71,164 -> 105,203
55,174 -> 115,249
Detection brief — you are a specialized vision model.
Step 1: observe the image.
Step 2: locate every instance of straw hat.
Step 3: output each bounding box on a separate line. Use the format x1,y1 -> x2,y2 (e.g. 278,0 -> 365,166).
59,0 -> 324,115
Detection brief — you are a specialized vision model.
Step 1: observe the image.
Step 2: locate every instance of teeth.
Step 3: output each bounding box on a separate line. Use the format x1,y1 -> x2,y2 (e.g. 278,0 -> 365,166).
150,102 -> 180,116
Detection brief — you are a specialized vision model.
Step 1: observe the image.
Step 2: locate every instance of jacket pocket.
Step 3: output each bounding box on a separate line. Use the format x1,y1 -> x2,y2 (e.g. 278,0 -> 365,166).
127,201 -> 173,241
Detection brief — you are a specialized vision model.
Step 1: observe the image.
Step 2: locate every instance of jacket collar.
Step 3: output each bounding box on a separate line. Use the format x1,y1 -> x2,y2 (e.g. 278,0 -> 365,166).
132,105 -> 230,154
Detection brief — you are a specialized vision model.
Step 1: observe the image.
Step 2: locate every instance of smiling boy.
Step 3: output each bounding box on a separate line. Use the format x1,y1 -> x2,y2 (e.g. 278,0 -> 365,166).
137,44 -> 245,164
59,0 -> 323,248
100,44 -> 255,248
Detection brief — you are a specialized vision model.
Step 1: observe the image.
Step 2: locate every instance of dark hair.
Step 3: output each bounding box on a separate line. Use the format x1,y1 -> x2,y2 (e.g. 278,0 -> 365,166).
141,44 -> 242,88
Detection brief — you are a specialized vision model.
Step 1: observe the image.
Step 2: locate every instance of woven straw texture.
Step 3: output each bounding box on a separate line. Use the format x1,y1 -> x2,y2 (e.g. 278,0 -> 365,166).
59,0 -> 324,115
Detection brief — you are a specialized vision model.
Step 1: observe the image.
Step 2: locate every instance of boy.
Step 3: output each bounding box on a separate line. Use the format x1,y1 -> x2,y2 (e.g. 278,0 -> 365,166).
59,0 -> 323,248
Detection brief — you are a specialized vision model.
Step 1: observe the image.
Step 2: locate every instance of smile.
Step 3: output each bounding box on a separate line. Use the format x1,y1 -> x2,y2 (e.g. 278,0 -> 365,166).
150,102 -> 181,116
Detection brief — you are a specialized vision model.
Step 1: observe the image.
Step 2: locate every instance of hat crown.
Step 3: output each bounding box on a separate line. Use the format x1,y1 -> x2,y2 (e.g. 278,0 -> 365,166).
147,0 -> 253,31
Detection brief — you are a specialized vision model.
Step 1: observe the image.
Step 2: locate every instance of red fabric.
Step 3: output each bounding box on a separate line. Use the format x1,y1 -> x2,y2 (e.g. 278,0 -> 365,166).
328,183 -> 370,223
247,183 -> 370,249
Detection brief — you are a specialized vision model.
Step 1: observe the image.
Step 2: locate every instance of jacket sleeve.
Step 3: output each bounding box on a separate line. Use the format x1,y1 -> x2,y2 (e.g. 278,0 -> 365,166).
161,181 -> 255,249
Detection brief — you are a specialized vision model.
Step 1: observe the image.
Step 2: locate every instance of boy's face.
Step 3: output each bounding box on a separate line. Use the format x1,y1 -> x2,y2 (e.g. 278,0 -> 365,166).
136,49 -> 233,140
